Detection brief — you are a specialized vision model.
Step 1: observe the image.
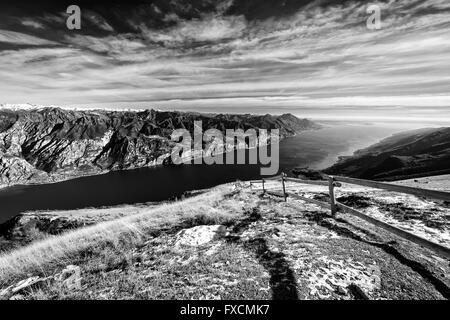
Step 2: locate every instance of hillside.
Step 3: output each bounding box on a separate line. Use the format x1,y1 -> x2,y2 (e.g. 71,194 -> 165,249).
325,127 -> 450,181
0,107 -> 318,188
0,176 -> 449,300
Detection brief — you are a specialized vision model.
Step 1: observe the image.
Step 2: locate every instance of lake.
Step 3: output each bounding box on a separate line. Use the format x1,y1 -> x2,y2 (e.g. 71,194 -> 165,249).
0,122 -> 407,223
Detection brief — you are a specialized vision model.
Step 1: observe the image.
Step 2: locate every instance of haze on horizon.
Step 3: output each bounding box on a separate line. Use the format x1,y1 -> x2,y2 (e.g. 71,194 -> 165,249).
0,0 -> 449,123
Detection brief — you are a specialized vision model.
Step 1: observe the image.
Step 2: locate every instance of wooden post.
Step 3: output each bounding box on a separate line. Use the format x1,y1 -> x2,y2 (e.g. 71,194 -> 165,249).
281,173 -> 287,202
328,176 -> 337,216
262,178 -> 265,193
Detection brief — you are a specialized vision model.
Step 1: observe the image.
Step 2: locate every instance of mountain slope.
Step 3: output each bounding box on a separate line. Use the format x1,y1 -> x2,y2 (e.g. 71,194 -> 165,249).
0,179 -> 449,300
0,107 -> 318,187
325,127 -> 450,181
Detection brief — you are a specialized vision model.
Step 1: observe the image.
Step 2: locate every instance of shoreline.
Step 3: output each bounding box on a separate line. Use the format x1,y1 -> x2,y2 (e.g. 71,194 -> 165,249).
0,133 -> 285,192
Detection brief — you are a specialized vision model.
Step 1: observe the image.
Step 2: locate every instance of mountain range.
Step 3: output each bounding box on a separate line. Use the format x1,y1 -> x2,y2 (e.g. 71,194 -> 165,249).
0,107 -> 318,187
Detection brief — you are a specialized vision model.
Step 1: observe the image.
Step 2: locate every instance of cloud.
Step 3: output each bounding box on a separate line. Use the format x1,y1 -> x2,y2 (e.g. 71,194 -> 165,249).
21,19 -> 45,29
140,14 -> 247,45
0,0 -> 449,122
64,34 -> 146,56
84,11 -> 114,32
0,30 -> 57,45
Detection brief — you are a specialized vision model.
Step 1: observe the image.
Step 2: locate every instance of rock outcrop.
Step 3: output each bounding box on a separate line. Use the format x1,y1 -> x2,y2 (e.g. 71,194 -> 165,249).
0,107 -> 319,187
0,265 -> 82,300
174,225 -> 227,247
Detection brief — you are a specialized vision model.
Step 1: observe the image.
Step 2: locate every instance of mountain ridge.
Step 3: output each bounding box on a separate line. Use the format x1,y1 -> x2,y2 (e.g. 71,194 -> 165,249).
0,107 -> 319,187
324,127 -> 450,181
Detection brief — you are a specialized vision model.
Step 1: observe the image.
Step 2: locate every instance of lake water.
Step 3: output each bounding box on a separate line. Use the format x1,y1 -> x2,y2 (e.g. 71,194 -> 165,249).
0,122 -> 408,223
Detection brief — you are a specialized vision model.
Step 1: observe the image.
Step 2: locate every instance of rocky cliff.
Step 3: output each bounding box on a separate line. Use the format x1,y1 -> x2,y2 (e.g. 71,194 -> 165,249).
325,127 -> 450,181
0,107 -> 318,187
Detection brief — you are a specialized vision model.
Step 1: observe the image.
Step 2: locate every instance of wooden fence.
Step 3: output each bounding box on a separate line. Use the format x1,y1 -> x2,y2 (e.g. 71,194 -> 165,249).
249,173 -> 450,259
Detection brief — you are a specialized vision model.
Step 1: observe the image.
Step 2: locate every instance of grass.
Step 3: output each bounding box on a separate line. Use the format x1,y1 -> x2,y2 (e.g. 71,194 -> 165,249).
0,185 -> 245,286
28,241 -> 271,300
21,202 -> 161,222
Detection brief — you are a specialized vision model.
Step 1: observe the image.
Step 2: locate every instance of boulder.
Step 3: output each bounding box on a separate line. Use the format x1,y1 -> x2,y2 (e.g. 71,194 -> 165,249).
174,225 -> 227,247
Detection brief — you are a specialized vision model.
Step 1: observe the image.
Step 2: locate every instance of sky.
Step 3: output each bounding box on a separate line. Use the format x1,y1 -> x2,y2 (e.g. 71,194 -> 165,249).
0,0 -> 449,122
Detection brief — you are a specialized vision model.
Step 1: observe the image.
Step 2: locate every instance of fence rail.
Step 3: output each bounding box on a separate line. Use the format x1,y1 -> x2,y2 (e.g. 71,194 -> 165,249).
250,173 -> 450,259
333,176 -> 450,202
